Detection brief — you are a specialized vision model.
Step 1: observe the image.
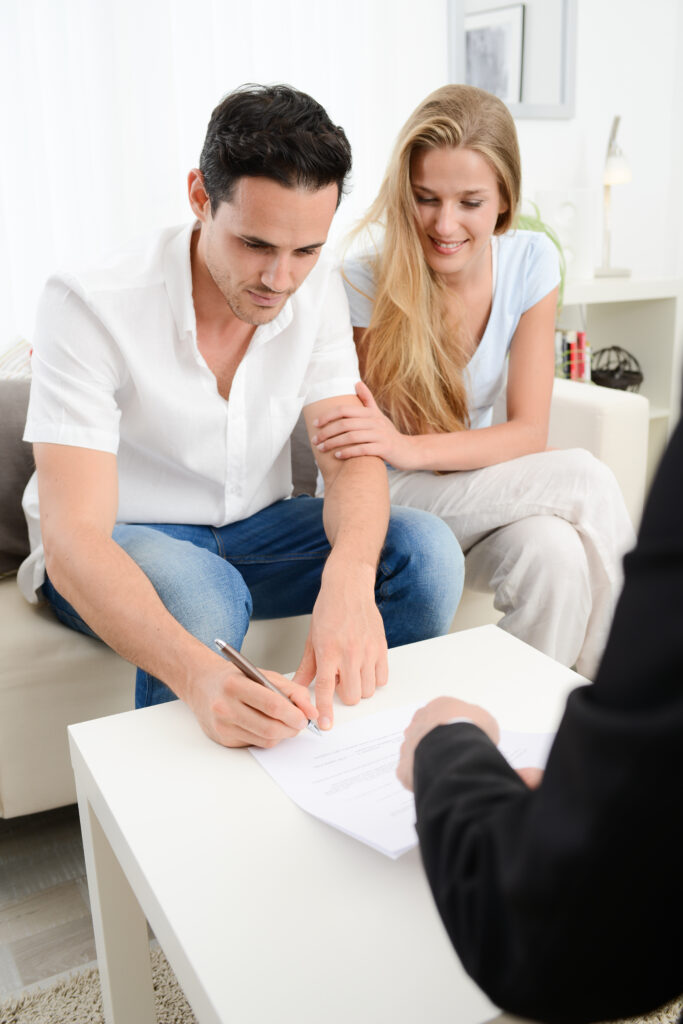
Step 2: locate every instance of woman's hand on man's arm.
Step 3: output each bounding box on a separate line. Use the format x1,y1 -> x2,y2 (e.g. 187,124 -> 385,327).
311,381 -> 420,470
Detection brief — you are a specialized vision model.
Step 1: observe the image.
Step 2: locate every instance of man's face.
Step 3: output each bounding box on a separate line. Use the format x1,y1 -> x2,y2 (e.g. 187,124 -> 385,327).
198,176 -> 339,326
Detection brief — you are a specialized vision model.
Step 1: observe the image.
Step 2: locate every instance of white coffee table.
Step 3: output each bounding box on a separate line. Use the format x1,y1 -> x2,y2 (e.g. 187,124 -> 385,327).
69,625 -> 583,1024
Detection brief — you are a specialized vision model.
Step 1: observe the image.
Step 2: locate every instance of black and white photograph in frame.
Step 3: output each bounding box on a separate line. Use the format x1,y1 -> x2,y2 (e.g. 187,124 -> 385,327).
465,4 -> 525,104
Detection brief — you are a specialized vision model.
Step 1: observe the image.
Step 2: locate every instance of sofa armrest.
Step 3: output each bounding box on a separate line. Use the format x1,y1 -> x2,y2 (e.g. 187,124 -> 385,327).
548,378 -> 649,528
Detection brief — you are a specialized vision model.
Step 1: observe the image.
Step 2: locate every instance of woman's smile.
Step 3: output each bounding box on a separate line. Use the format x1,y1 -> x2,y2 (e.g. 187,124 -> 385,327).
428,236 -> 468,255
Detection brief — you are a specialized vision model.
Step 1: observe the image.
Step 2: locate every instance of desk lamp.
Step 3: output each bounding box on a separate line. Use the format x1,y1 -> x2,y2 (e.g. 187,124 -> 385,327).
595,115 -> 632,277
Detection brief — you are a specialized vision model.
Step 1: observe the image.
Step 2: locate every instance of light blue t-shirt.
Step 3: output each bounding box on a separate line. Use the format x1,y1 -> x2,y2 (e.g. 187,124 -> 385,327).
342,230 -> 560,429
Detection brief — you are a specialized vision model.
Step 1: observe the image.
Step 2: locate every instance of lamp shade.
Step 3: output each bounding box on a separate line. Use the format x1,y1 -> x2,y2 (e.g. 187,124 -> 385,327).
604,152 -> 632,186
596,115 -> 632,276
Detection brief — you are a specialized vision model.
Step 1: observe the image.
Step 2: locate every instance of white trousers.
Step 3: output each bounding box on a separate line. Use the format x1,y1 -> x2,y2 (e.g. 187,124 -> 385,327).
387,449 -> 636,678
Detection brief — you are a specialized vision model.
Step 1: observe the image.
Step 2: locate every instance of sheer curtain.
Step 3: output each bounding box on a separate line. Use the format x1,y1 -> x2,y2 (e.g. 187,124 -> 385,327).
0,0 -> 448,345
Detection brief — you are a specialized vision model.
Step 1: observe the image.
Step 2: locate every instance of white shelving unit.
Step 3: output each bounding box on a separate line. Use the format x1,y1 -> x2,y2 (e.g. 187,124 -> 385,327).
559,277 -> 683,485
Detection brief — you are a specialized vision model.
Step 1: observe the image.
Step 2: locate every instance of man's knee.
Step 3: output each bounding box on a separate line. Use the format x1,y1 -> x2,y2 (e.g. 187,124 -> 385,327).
113,524 -> 253,646
380,507 -> 464,642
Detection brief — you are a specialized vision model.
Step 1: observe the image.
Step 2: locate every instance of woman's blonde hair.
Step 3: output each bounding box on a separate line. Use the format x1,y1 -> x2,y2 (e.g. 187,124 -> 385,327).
350,84 -> 521,435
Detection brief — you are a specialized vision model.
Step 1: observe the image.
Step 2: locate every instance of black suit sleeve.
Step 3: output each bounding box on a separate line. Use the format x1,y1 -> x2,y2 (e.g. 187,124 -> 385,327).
413,419 -> 683,1024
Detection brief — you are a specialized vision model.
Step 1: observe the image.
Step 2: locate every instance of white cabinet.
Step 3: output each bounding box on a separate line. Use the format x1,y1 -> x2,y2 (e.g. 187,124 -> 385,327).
558,277 -> 683,485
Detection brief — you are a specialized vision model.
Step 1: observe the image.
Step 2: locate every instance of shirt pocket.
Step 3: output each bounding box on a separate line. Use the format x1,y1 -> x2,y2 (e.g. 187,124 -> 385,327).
270,395 -> 305,461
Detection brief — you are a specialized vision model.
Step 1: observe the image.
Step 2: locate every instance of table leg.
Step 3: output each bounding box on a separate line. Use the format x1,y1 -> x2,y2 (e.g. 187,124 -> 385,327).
78,790 -> 157,1024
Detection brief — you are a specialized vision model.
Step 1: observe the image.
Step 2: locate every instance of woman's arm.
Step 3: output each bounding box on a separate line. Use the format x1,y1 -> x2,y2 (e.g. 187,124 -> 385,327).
312,288 -> 557,472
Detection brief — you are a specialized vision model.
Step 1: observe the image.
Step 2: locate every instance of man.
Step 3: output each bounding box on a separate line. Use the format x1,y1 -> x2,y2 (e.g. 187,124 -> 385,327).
397,417 -> 683,1023
19,84 -> 463,748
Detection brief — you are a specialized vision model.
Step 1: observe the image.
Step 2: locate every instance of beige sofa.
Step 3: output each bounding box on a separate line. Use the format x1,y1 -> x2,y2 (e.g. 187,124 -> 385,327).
0,377 -> 649,818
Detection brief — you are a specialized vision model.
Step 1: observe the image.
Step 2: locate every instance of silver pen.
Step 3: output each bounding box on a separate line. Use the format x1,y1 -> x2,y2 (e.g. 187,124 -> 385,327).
214,638 -> 322,736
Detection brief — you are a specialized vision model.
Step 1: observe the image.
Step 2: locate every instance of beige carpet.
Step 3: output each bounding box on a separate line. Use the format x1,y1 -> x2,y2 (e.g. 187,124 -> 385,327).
0,948 -> 197,1024
0,951 -> 680,1024
605,998 -> 683,1024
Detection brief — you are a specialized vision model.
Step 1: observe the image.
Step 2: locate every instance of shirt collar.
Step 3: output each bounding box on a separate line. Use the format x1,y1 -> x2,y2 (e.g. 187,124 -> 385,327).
163,222 -> 198,340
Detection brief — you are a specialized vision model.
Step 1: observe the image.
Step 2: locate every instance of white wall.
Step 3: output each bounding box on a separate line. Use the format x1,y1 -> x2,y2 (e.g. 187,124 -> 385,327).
0,0 -> 450,343
1,0 -> 682,342
516,0 -> 683,279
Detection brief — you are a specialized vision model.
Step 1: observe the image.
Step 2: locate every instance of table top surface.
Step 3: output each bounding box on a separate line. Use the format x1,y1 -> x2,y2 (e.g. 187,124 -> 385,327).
69,625 -> 583,1024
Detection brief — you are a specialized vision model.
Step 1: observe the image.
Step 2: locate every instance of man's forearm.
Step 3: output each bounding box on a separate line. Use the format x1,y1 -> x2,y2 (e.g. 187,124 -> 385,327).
321,455 -> 390,570
299,454 -> 390,718
45,526 -> 213,700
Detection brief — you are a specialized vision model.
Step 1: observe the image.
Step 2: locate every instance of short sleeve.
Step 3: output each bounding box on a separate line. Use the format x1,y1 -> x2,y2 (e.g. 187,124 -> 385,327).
24,276 -> 125,453
521,233 -> 561,315
302,267 -> 360,406
341,256 -> 377,328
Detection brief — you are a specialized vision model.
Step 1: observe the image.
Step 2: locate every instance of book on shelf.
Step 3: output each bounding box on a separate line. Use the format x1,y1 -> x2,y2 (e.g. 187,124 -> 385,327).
555,329 -> 591,382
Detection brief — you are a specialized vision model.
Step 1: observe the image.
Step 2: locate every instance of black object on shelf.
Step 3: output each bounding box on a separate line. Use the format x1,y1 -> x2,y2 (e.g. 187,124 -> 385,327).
591,346 -> 643,392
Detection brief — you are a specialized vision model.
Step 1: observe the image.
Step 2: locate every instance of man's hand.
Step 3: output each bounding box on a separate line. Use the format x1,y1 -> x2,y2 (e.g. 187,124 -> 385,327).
292,558 -> 388,729
397,697 -> 500,791
312,382 -> 418,471
186,659 -> 319,748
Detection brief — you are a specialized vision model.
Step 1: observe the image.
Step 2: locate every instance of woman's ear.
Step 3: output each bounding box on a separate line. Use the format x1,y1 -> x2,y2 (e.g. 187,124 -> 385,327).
494,195 -> 511,233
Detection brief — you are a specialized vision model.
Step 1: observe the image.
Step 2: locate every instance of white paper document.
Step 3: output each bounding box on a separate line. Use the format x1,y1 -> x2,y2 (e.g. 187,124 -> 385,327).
251,707 -> 556,859
251,706 -> 419,859
498,729 -> 555,771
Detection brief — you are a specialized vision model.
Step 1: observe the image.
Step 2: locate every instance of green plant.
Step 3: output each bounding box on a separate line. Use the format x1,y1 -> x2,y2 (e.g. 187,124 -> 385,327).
515,200 -> 566,311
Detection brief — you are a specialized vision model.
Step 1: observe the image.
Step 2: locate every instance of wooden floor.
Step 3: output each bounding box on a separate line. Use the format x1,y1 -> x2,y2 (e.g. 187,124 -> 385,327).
0,805 -> 97,1000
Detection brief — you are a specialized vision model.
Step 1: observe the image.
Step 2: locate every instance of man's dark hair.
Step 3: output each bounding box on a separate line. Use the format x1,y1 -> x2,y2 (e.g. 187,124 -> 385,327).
199,83 -> 352,212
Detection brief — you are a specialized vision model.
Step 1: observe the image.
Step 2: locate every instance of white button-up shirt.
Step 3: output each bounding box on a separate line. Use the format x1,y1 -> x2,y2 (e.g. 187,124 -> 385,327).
19,223 -> 360,602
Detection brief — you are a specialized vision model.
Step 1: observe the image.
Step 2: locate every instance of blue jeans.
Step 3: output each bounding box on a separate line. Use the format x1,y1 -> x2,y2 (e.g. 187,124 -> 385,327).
42,496 -> 463,708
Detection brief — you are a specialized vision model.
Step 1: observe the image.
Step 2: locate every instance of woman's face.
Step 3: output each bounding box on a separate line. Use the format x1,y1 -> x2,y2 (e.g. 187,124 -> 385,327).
410,146 -> 507,284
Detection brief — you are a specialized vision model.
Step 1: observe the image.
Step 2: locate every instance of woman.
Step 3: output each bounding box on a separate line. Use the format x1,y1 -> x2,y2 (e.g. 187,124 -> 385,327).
312,85 -> 634,677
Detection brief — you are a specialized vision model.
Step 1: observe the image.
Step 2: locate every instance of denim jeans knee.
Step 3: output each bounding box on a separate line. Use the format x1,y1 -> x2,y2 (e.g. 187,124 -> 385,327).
116,525 -> 254,708
378,506 -> 464,646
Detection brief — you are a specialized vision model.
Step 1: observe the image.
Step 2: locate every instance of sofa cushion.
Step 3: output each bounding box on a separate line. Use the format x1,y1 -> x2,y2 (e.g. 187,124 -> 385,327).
0,379 -> 33,578
290,412 -> 318,497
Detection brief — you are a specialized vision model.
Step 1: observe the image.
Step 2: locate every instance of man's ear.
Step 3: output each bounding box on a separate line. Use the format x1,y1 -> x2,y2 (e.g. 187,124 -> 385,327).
188,169 -> 211,222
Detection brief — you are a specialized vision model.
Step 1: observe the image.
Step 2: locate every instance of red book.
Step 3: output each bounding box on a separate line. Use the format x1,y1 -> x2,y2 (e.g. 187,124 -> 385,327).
576,331 -> 586,380
569,339 -> 578,380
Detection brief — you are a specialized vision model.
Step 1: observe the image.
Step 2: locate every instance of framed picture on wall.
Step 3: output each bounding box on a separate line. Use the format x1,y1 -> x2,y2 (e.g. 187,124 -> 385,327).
465,4 -> 525,104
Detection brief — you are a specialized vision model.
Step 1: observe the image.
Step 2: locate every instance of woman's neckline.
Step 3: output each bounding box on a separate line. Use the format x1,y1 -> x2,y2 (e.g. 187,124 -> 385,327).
463,234 -> 499,367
